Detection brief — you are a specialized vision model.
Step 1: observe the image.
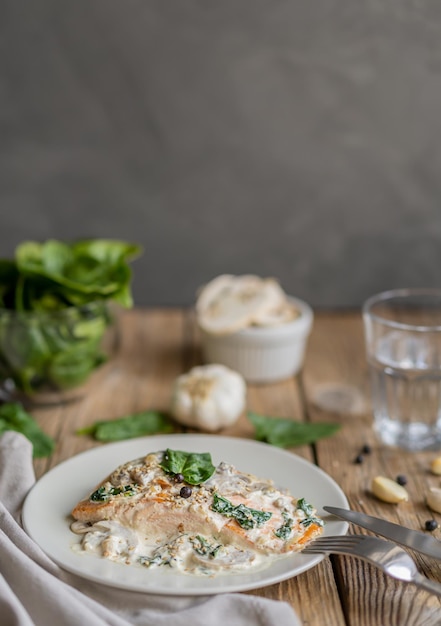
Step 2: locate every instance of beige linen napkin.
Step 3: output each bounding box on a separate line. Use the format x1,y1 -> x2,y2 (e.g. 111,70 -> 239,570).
0,432 -> 300,626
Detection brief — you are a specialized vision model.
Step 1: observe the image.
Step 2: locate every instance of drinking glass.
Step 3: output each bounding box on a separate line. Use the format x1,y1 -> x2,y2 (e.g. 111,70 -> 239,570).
363,288 -> 441,451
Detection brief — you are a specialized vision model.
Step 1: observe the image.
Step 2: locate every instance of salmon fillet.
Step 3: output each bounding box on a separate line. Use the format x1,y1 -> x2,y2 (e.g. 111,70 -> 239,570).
70,449 -> 324,574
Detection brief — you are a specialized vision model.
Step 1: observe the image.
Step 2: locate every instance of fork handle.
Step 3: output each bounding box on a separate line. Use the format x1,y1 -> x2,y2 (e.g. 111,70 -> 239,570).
414,574 -> 441,598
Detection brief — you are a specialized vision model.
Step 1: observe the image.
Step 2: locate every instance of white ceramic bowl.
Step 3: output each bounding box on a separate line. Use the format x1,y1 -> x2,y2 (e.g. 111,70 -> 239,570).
198,296 -> 313,383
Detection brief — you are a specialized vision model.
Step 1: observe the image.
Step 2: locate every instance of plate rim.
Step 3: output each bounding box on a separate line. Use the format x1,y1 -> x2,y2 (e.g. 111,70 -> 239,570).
23,434 -> 349,595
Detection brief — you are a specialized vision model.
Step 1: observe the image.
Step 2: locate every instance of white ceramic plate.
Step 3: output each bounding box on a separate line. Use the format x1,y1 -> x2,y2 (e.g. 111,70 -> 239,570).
22,434 -> 349,595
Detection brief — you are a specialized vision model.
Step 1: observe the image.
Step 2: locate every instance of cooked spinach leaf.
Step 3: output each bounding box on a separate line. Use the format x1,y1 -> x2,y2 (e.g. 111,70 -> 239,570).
211,493 -> 272,530
138,554 -> 170,568
90,484 -> 137,502
77,410 -> 174,441
296,497 -> 324,528
190,535 -> 222,558
160,449 -> 215,485
247,411 -> 340,448
0,402 -> 55,457
274,511 -> 294,540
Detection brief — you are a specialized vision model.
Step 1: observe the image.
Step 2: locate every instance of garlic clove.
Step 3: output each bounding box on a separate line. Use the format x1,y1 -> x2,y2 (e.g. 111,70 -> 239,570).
430,457 -> 441,476
371,476 -> 409,503
427,487 -> 441,514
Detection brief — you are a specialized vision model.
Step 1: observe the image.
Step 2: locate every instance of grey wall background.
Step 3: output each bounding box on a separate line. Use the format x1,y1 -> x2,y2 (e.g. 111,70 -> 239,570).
2,0 -> 441,308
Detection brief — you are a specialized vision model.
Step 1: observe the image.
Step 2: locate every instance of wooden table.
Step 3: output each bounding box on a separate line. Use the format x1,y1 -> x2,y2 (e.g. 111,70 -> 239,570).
32,308 -> 441,625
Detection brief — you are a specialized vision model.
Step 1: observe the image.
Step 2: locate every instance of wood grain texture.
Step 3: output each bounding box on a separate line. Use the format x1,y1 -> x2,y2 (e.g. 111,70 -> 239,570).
31,308 -> 441,624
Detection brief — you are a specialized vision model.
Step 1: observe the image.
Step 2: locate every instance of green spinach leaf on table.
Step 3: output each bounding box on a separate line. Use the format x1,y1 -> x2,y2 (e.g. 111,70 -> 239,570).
0,402 -> 55,458
77,410 -> 174,442
247,411 -> 340,448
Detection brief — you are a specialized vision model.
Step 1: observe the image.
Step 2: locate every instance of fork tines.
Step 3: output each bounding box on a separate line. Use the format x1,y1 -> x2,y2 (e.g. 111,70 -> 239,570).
303,535 -> 366,553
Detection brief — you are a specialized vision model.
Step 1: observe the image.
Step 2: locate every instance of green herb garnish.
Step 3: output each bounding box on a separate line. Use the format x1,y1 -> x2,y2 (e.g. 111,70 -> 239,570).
274,511 -> 294,540
160,449 -> 215,485
138,554 -> 171,568
296,497 -> 324,528
0,402 -> 55,457
247,412 -> 340,448
77,410 -> 174,441
190,535 -> 222,558
90,484 -> 137,502
211,493 -> 272,530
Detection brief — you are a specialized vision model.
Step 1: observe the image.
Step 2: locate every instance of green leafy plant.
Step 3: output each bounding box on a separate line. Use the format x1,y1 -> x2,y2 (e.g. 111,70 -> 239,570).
0,239 -> 142,395
247,411 -> 340,448
160,448 -> 216,485
0,402 -> 55,457
77,410 -> 174,441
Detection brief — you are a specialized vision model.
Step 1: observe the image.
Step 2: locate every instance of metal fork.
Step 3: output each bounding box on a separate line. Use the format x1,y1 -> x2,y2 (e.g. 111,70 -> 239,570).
303,534 -> 441,598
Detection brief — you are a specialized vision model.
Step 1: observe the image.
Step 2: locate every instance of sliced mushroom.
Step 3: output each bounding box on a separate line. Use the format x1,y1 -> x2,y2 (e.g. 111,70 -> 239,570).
196,275 -> 289,335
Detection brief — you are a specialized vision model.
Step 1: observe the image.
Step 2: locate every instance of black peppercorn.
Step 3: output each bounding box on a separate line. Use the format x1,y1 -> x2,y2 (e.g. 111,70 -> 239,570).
396,475 -> 407,486
174,473 -> 184,483
180,485 -> 192,498
361,444 -> 372,455
354,454 -> 364,464
425,519 -> 438,532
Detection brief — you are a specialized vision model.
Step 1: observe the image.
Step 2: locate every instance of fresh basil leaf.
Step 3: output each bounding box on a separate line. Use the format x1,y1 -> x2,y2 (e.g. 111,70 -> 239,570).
160,449 -> 215,485
247,411 -> 340,448
77,410 -> 174,442
211,493 -> 272,529
0,402 -> 55,458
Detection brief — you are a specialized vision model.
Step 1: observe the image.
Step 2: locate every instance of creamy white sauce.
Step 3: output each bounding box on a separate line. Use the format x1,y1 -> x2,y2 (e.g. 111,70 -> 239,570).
72,523 -> 269,576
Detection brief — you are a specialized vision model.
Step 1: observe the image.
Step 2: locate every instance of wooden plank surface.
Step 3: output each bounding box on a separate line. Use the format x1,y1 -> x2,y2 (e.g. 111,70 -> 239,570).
302,312 -> 441,625
31,308 -> 441,625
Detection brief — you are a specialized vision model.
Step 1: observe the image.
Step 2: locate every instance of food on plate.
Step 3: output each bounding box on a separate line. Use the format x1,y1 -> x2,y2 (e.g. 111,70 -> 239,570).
170,364 -> 246,432
70,448 -> 324,576
196,274 -> 300,335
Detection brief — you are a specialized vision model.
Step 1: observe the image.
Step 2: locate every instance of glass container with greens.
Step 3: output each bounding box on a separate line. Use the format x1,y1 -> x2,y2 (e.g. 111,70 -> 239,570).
0,239 -> 142,404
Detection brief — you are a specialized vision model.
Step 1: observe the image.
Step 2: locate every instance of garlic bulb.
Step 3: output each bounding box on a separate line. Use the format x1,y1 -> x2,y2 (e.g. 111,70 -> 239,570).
170,364 -> 246,432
